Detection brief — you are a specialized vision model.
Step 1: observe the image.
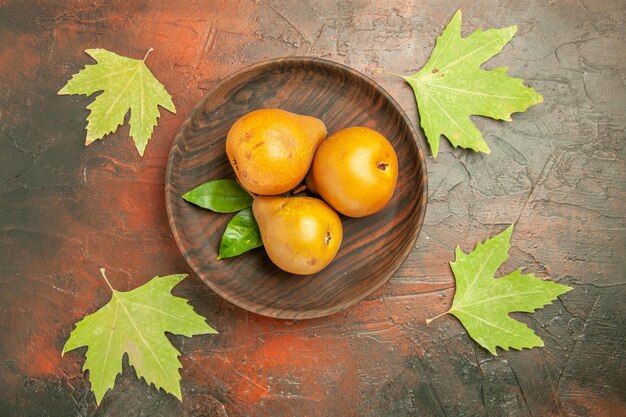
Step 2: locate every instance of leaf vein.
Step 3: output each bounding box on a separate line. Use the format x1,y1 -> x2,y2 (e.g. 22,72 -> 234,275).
117,297 -> 169,377
123,299 -> 199,326
89,67 -> 140,136
422,81 -> 531,100
459,310 -> 517,336
97,299 -> 119,393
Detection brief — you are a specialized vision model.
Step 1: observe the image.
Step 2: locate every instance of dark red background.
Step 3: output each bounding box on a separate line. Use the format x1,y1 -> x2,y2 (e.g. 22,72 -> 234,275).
1,1 -> 624,416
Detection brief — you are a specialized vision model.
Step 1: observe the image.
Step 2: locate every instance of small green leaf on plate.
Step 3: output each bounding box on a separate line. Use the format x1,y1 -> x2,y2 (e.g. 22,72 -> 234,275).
182,179 -> 253,213
218,208 -> 263,259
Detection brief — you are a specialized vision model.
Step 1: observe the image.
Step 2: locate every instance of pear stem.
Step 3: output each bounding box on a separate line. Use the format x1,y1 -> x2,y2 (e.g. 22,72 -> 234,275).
291,184 -> 308,195
425,310 -> 449,325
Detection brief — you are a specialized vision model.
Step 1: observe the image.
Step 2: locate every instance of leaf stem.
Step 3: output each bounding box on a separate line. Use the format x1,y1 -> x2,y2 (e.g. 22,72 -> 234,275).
425,310 -> 449,324
100,268 -> 114,291
382,70 -> 406,78
143,47 -> 154,62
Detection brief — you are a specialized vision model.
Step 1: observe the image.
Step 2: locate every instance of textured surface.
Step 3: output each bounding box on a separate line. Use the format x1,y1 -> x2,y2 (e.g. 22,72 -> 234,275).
0,1 -> 624,416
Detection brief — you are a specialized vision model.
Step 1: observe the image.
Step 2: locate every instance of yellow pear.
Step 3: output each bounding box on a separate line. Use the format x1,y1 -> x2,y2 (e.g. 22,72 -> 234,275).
306,127 -> 398,217
252,196 -> 342,275
226,109 -> 327,195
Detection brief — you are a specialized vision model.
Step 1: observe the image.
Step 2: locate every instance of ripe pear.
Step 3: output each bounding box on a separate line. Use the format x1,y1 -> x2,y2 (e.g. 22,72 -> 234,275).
226,109 -> 327,195
306,127 -> 398,217
252,196 -> 342,275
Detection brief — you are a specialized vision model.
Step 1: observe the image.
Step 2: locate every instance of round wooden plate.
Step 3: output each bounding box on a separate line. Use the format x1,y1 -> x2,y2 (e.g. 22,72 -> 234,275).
165,57 -> 428,319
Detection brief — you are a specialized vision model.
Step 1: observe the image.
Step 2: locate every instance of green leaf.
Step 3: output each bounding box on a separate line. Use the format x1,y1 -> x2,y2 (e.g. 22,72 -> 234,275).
63,270 -> 217,405
428,225 -> 572,355
182,179 -> 253,213
402,10 -> 543,157
58,48 -> 176,156
218,208 -> 263,259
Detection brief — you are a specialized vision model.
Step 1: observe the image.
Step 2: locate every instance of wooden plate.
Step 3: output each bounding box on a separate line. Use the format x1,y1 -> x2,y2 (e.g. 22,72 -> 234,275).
165,57 -> 428,319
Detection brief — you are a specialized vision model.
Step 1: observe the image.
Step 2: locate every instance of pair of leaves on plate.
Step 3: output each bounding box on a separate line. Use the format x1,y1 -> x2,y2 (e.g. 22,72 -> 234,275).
182,179 -> 263,259
59,10 -> 541,158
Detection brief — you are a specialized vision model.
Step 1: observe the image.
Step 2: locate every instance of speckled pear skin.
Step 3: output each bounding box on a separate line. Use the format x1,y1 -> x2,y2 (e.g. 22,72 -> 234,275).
226,108 -> 327,195
252,196 -> 342,275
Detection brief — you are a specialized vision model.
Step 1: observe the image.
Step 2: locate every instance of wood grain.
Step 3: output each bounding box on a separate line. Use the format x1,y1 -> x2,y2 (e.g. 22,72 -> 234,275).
165,58 -> 428,319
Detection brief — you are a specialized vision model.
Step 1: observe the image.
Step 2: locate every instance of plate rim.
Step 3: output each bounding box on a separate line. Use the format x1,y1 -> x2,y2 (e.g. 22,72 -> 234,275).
165,56 -> 428,319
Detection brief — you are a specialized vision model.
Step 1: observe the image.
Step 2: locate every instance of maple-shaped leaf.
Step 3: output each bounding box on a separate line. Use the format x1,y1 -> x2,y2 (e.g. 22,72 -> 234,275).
63,270 -> 217,405
401,10 -> 543,157
427,225 -> 572,355
58,48 -> 176,156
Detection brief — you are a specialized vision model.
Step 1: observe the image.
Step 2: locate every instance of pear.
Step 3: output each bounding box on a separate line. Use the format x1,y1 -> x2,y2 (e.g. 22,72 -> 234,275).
252,196 -> 342,275
306,127 -> 398,217
226,109 -> 327,195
